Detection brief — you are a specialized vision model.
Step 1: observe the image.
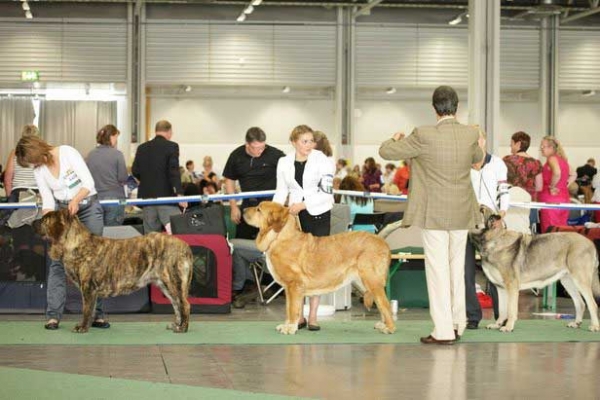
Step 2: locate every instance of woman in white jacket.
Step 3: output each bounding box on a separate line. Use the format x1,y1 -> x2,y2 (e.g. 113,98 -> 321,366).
273,125 -> 335,331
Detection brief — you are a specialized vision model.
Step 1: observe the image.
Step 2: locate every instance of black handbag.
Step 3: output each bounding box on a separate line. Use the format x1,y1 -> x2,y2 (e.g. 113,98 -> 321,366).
170,203 -> 227,236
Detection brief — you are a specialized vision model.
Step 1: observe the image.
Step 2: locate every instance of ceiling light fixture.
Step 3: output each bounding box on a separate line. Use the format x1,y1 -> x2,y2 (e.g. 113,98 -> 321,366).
184,85 -> 192,93
22,2 -> 30,11
244,5 -> 254,14
282,86 -> 291,94
251,0 -> 262,5
582,90 -> 596,97
386,87 -> 397,94
237,13 -> 246,22
25,10 -> 32,19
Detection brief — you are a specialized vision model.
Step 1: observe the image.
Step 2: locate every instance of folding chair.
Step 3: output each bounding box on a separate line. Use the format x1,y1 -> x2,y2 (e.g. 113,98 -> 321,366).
250,259 -> 284,305
352,212 -> 386,233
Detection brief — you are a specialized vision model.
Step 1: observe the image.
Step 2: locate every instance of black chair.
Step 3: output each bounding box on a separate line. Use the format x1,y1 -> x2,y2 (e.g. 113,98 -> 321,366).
352,212 -> 387,233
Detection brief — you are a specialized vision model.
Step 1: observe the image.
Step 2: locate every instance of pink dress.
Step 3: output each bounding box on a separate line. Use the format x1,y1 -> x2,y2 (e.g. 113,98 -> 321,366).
538,155 -> 570,233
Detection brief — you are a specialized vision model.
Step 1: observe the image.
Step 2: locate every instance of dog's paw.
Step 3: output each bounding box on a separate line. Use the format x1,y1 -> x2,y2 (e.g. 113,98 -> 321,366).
588,324 -> 600,332
374,321 -> 396,334
171,324 -> 189,333
486,323 -> 501,330
499,326 -> 514,333
276,323 -> 298,335
72,325 -> 89,334
567,321 -> 582,329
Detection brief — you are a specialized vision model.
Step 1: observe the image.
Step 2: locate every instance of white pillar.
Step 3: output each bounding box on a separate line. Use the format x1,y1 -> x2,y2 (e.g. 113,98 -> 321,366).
468,0 -> 501,152
335,7 -> 355,161
540,16 -> 559,137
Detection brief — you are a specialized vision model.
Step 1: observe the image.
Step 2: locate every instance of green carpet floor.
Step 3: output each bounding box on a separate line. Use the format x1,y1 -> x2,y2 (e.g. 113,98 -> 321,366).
0,320 -> 599,345
0,366 -> 302,400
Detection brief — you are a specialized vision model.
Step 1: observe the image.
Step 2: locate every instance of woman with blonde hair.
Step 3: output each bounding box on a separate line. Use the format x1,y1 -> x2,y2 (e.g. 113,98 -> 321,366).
3,124 -> 40,202
538,136 -> 571,233
15,135 -> 108,331
273,124 -> 335,331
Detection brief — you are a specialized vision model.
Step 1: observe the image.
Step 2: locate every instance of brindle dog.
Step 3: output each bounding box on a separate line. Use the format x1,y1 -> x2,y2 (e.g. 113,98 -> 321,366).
34,209 -> 193,333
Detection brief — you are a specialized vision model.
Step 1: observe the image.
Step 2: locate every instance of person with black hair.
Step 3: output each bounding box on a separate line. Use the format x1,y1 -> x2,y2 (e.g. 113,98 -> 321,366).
222,127 -> 284,240
379,85 -> 484,345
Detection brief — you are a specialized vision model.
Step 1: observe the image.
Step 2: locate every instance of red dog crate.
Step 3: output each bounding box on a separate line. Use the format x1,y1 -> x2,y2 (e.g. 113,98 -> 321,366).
150,234 -> 232,314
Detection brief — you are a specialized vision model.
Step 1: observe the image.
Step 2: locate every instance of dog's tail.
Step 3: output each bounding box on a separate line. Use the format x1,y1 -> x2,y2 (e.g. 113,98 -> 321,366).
363,291 -> 374,310
593,254 -> 600,305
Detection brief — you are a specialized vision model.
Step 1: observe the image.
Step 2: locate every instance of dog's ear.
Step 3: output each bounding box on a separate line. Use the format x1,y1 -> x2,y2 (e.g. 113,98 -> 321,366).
45,211 -> 66,240
486,214 -> 503,230
268,204 -> 289,233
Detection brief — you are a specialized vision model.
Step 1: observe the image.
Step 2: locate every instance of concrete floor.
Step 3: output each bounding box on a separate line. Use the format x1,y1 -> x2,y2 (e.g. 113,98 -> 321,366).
0,291 -> 599,400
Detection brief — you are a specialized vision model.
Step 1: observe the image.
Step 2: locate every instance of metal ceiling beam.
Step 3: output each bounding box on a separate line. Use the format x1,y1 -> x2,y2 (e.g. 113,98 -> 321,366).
353,0 -> 384,18
561,4 -> 600,23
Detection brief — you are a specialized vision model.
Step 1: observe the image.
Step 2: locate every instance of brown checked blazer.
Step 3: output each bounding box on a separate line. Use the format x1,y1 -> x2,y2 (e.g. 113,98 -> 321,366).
379,118 -> 484,230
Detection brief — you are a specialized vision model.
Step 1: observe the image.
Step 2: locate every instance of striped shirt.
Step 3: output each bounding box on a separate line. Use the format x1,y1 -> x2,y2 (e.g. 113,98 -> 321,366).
11,159 -> 37,191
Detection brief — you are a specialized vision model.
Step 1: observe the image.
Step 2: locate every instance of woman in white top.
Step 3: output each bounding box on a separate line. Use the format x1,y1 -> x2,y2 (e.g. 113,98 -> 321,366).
273,125 -> 335,331
15,135 -> 109,331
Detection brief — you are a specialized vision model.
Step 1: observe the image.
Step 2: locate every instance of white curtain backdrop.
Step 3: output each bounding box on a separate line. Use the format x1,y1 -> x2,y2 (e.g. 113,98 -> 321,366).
0,98 -> 35,164
39,100 -> 117,157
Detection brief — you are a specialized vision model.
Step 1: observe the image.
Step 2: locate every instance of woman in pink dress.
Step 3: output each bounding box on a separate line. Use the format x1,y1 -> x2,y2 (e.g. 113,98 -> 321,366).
538,136 -> 571,233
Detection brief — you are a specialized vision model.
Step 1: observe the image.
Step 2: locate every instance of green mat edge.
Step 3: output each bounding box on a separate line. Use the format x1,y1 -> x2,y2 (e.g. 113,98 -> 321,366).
0,366 -> 307,400
1,320 -> 599,346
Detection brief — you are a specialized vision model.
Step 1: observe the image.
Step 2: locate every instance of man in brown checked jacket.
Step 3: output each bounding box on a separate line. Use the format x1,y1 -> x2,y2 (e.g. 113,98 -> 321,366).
379,86 -> 484,345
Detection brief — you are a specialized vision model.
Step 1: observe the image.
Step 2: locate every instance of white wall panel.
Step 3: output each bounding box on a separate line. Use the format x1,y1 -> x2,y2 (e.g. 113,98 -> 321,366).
559,29 -> 600,90
356,24 -> 468,88
355,26 -> 418,87
500,28 -> 540,90
145,21 -> 336,86
416,27 -> 468,87
0,20 -> 127,84
145,23 -> 210,85
357,25 -> 542,90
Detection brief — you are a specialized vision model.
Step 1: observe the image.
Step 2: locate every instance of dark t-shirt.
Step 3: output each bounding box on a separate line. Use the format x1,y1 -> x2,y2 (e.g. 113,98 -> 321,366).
222,144 -> 285,193
294,160 -> 306,188
576,164 -> 597,186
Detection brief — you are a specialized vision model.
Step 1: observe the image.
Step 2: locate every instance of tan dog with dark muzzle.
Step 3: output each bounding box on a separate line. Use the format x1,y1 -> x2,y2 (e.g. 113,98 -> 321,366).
470,206 -> 600,333
244,201 -> 396,335
34,209 -> 193,333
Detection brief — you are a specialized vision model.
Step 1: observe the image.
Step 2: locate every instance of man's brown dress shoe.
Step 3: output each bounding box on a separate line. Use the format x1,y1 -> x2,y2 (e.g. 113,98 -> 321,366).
420,335 -> 455,345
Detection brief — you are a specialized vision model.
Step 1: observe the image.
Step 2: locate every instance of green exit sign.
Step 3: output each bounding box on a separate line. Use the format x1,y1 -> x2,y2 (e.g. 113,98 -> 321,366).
21,70 -> 40,82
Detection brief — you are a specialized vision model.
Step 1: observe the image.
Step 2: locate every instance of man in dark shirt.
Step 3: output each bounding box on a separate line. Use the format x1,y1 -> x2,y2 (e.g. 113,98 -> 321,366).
576,158 -> 597,203
224,127 -> 285,308
223,127 -> 285,240
132,120 -> 187,234
576,158 -> 597,186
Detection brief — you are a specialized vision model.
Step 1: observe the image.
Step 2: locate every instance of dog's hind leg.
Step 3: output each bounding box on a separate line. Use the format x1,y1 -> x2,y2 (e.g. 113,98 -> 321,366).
156,279 -> 188,333
358,269 -> 395,334
487,287 -> 508,330
371,286 -> 396,334
73,290 -> 97,333
559,275 -> 585,329
568,276 -> 600,332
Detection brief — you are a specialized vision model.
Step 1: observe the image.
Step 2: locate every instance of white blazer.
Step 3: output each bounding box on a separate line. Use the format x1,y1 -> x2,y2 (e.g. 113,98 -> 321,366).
273,149 -> 335,216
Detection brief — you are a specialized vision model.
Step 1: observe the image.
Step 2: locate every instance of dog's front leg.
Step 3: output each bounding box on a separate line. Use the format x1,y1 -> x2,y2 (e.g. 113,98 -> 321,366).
500,285 -> 519,332
74,290 -> 97,333
277,285 -> 302,335
486,287 -> 508,330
